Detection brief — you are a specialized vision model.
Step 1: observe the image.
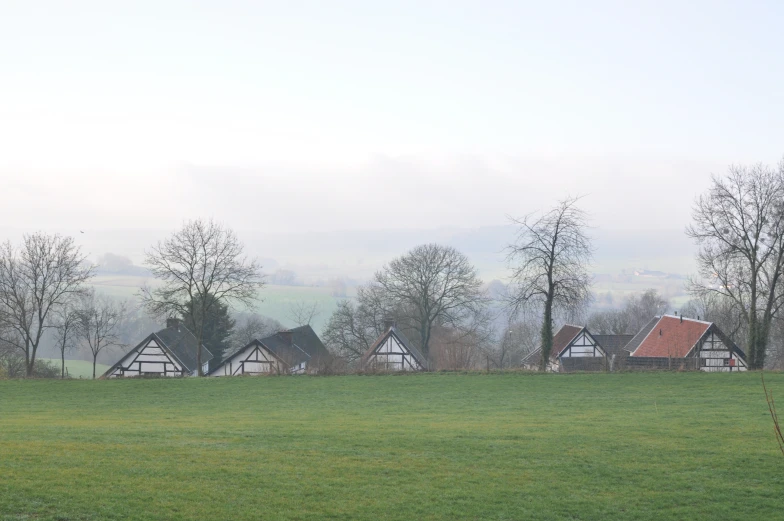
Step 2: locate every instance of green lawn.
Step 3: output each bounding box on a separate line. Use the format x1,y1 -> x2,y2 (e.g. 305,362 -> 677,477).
38,359 -> 110,379
0,372 -> 782,520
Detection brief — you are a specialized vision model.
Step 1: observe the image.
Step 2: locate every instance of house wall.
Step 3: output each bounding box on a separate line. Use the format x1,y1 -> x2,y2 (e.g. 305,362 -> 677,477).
106,338 -> 185,377
367,335 -> 423,371
212,344 -> 283,376
697,332 -> 747,372
560,332 -> 604,358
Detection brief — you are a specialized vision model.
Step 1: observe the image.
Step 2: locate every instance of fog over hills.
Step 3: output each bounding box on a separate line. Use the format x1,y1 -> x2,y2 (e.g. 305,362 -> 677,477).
0,225 -> 696,285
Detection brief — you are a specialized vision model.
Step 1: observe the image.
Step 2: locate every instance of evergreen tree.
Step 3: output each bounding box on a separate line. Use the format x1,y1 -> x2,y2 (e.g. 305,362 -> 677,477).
181,293 -> 236,364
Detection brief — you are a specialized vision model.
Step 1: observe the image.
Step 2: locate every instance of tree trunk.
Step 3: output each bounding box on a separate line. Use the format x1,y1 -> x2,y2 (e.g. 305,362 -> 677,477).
196,305 -> 206,376
93,354 -> 97,380
747,317 -> 770,370
61,351 -> 65,379
756,319 -> 770,370
540,299 -> 554,372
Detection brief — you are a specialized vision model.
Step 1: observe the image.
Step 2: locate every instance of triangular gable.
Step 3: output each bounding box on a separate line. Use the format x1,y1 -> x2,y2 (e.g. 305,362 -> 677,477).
548,325 -> 584,361
556,328 -> 606,358
687,324 -> 748,364
103,334 -> 186,378
212,339 -> 287,376
362,327 -> 427,370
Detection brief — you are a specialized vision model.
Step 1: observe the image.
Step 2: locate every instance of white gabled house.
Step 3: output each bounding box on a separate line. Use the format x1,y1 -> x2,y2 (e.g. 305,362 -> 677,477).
209,325 -> 332,376
361,322 -> 428,371
522,325 -> 601,371
209,339 -> 285,376
521,325 -> 633,372
103,318 -> 213,378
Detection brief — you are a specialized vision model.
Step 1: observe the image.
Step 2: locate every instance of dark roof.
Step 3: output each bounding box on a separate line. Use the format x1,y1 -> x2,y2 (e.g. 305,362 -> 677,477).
594,334 -> 635,358
260,325 -> 330,367
102,323 -> 213,377
551,325 -> 584,359
154,325 -> 214,372
623,317 -> 660,354
361,326 -> 428,369
521,325 -> 584,366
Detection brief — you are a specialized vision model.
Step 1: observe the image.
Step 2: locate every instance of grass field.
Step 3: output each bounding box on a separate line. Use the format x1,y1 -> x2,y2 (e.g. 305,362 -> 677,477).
1,372 -> 783,520
38,359 -> 110,379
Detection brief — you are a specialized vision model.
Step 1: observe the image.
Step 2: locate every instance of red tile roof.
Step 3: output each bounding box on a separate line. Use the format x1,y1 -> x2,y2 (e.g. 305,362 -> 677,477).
630,315 -> 710,358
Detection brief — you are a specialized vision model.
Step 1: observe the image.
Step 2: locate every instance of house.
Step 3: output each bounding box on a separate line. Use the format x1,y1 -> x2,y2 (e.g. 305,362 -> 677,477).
103,318 -> 213,378
521,324 -> 632,372
625,315 -> 747,372
361,322 -> 428,371
209,339 -> 286,376
213,325 -> 331,375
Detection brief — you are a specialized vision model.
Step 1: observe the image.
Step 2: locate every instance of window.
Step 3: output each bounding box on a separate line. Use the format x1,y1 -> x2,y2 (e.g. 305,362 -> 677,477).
723,358 -> 731,367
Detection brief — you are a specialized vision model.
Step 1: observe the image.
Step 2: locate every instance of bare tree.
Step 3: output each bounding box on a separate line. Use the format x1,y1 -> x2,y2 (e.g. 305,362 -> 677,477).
322,292 -> 388,364
487,315 -> 541,369
287,301 -> 321,326
506,197 -> 593,371
76,291 -> 127,379
374,244 -> 487,358
230,312 -> 284,349
0,233 -> 93,377
140,219 -> 265,375
686,162 -> 784,369
588,289 -> 669,335
52,303 -> 80,379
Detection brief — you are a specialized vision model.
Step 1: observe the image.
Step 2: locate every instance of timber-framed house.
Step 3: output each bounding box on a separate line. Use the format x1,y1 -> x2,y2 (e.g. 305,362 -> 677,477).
103,318 -> 213,378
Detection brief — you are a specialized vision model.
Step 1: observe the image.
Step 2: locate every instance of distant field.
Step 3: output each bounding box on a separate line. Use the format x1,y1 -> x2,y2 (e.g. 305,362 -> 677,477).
38,359 -> 110,379
1,372 -> 782,520
88,276 -> 344,333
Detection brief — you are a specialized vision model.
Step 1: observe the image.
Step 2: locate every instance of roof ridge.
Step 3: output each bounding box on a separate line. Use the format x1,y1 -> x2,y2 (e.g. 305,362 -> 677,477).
661,314 -> 713,326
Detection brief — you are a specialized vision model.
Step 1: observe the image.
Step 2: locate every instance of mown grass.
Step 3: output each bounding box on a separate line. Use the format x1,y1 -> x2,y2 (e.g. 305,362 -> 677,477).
0,372 -> 782,520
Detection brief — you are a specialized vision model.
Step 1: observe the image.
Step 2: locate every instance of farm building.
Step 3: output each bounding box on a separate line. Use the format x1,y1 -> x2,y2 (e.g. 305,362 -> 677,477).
233,325 -> 331,374
103,318 -> 213,378
362,322 -> 428,371
521,324 -> 632,372
209,339 -> 286,376
624,315 -> 747,372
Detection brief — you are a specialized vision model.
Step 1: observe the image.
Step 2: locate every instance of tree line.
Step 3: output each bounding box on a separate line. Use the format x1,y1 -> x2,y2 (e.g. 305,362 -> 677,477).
1,159 -> 783,376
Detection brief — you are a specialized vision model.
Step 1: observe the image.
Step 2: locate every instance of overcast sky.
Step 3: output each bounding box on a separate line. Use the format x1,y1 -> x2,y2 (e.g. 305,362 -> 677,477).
1,1 -> 783,234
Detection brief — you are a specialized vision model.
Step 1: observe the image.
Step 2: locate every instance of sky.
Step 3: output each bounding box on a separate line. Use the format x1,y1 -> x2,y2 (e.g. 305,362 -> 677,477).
1,0 -> 783,236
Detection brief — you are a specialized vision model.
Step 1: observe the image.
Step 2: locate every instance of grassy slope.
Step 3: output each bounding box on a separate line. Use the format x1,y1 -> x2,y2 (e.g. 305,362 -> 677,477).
89,276 -> 341,333
0,372 -> 782,521
38,359 -> 110,379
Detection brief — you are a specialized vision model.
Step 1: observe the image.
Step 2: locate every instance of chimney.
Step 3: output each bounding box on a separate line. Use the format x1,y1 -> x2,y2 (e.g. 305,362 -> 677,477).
167,318 -> 181,331
680,314 -> 683,324
278,330 -> 293,346
384,318 -> 396,330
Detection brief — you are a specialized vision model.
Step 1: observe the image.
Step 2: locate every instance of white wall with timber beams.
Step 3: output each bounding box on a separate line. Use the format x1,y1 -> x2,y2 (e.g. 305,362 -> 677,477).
697,331 -> 747,372
106,337 -> 186,378
559,331 -> 605,358
211,342 -> 283,376
366,333 -> 424,371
